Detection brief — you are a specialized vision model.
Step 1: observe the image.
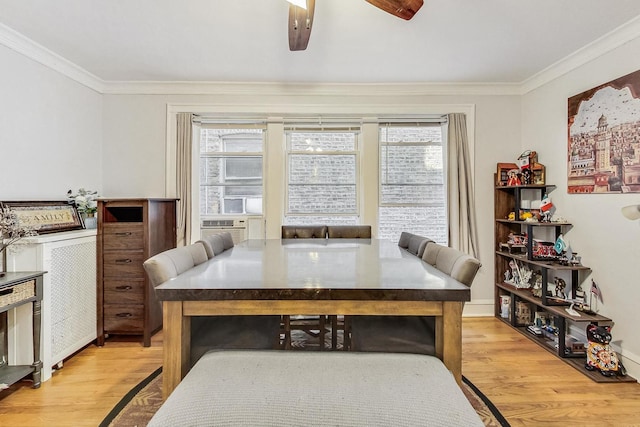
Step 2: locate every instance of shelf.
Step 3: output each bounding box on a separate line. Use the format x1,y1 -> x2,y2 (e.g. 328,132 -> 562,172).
496,251 -> 591,271
496,282 -> 609,322
0,365 -> 35,387
496,219 -> 571,227
496,318 -> 636,383
493,176 -> 635,383
496,184 -> 556,191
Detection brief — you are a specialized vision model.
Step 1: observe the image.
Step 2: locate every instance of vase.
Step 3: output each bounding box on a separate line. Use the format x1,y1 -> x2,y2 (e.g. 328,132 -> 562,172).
83,213 -> 97,229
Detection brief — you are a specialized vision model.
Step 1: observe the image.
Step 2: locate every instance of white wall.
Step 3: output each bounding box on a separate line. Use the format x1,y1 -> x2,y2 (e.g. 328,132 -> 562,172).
522,36 -> 640,379
0,45 -> 103,199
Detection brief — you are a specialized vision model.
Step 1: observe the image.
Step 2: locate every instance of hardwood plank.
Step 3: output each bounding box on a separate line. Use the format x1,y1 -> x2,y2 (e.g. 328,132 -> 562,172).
1,317 -> 639,426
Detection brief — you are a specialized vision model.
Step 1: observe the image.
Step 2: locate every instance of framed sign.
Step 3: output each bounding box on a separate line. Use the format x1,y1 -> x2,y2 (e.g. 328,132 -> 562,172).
1,201 -> 84,234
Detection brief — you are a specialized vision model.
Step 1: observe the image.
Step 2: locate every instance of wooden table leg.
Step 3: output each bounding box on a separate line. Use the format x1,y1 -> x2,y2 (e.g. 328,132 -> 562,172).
162,301 -> 190,399
441,301 -> 463,386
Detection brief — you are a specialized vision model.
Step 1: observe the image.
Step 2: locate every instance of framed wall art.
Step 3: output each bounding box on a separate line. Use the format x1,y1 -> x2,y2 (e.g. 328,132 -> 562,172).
568,69 -> 640,193
1,201 -> 84,234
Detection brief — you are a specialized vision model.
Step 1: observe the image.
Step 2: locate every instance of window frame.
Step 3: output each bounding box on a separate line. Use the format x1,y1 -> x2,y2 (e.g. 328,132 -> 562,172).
199,126 -> 265,216
284,126 -> 362,221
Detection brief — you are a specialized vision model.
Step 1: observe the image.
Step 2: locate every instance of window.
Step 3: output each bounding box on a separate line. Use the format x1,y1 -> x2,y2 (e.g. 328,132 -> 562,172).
284,127 -> 360,225
200,127 -> 264,216
378,123 -> 448,244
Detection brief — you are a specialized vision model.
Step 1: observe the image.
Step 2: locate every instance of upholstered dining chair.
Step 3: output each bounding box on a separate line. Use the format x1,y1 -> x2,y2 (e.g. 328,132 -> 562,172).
324,224 -> 372,350
143,242 -> 280,367
326,225 -> 372,239
349,242 -> 481,355
197,233 -> 225,258
281,225 -> 327,239
281,225 -> 330,350
219,231 -> 235,250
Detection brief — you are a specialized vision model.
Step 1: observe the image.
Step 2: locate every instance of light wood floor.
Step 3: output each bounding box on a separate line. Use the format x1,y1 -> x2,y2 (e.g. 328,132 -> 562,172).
1,317 -> 639,426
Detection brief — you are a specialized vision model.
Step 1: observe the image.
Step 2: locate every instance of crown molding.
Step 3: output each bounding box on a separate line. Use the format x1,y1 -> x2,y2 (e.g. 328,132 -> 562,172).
3,16 -> 640,97
520,15 -> 640,95
0,23 -> 105,93
101,80 -> 521,96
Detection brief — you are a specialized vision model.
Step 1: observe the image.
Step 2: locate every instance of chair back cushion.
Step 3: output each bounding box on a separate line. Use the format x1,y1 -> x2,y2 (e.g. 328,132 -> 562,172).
397,231 -> 413,249
281,225 -> 327,239
407,235 -> 428,255
327,225 -> 372,238
422,242 -> 443,266
209,234 -> 225,255
220,232 -> 235,250
143,253 -> 178,287
423,243 -> 481,287
197,236 -> 216,259
187,242 -> 209,266
450,256 -> 482,287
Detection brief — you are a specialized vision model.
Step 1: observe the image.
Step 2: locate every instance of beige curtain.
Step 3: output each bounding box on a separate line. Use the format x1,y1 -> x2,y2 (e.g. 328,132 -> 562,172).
176,113 -> 193,247
447,113 -> 479,258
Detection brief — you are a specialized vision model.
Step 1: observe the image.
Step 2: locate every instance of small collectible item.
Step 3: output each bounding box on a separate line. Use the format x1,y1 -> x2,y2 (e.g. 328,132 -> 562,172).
507,169 -> 521,186
585,323 -> 627,377
554,277 -> 567,299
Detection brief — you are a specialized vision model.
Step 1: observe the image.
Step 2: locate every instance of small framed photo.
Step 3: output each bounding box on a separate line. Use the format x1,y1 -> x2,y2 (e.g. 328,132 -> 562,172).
1,201 -> 84,234
496,162 -> 518,186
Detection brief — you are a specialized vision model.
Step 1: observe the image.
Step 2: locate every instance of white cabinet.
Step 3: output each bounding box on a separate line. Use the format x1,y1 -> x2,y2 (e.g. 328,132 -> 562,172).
6,229 -> 97,382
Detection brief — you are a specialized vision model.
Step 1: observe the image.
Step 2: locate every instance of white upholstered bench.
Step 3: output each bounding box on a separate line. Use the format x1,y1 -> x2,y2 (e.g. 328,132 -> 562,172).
148,350 -> 483,427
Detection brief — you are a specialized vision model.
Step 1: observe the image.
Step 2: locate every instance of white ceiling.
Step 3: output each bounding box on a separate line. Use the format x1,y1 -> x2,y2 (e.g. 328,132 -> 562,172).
1,0 -> 640,85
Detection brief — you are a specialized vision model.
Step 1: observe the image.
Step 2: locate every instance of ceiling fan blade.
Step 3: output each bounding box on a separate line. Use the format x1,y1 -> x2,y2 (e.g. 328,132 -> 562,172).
365,0 -> 424,20
288,0 -> 315,51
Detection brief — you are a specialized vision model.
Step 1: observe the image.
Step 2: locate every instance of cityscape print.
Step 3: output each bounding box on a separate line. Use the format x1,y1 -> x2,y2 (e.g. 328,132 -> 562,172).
568,69 -> 640,193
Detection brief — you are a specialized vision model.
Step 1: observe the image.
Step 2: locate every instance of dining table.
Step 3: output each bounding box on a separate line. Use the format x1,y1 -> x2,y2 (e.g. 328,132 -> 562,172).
154,238 -> 471,398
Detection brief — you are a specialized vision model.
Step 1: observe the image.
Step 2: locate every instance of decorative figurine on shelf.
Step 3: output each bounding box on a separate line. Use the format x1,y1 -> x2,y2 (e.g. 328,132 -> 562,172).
531,272 -> 543,298
585,323 -> 627,377
539,194 -> 554,222
507,169 -> 521,186
554,277 -> 567,299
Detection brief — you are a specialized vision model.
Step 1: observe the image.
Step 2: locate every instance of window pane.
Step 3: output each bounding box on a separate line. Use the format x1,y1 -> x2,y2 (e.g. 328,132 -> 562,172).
379,126 -> 441,143
286,129 -> 359,219
381,185 -> 445,205
289,155 -> 355,184
288,132 -> 356,151
200,129 -> 263,153
201,157 -> 262,185
199,127 -> 264,216
378,124 -> 447,245
200,185 -> 263,215
380,146 -> 443,184
288,185 -> 356,214
378,206 -> 448,244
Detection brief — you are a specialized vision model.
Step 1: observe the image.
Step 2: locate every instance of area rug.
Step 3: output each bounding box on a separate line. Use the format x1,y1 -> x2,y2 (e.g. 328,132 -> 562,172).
101,331 -> 509,426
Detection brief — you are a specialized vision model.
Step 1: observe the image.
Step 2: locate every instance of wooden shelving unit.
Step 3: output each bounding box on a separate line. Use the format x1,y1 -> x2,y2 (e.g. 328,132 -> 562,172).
493,177 -> 635,383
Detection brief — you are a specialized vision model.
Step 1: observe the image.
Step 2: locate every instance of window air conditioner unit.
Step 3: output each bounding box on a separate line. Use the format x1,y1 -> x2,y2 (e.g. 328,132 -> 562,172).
200,218 -> 247,244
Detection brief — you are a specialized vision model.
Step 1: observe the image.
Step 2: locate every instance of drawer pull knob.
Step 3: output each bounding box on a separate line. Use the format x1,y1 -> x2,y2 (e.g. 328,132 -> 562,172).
0,288 -> 14,296
115,285 -> 133,291
116,312 -> 133,318
115,232 -> 132,236
115,259 -> 132,264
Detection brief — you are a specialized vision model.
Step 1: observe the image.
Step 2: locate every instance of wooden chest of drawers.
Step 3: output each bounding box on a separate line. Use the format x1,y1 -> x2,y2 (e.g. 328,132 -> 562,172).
97,198 -> 176,347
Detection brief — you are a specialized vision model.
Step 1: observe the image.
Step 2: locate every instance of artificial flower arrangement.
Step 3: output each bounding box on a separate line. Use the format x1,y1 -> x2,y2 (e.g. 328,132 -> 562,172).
67,188 -> 99,216
0,205 -> 39,260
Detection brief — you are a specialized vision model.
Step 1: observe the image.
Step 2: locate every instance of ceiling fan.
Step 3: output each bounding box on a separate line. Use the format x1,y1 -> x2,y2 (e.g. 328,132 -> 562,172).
287,0 -> 424,51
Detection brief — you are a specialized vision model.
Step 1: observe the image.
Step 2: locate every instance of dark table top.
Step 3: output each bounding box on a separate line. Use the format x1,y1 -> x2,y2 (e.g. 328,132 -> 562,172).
155,239 -> 470,302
